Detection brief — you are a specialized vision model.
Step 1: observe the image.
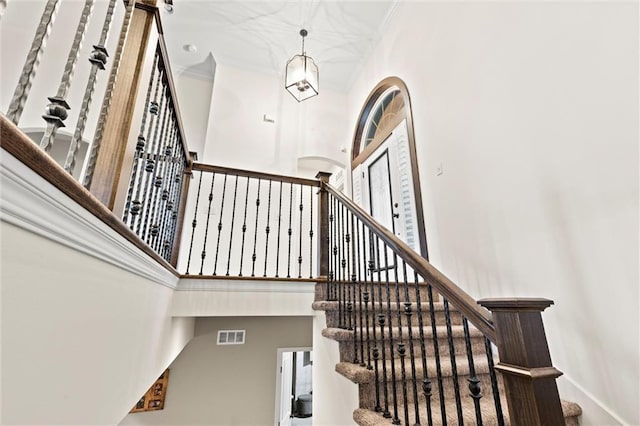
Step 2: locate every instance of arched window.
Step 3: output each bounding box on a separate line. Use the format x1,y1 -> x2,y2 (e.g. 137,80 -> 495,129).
351,77 -> 428,259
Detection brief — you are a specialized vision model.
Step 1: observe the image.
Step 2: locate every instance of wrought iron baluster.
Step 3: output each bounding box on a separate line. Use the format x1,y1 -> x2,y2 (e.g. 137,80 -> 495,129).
297,183 -> 303,279
157,128 -> 178,254
250,179 -> 262,277
383,245 -> 400,425
199,172 -> 216,275
212,173 -> 229,275
443,298 -> 463,423
40,0 -> 96,153
355,217 -> 365,367
414,272 -> 434,426
274,181 -> 283,277
6,0 -> 61,124
286,183 -> 294,278
123,53 -> 158,226
142,90 -> 171,244
328,196 -> 335,300
83,0 -> 135,188
361,222 -> 372,370
185,171 -> 203,274
401,261 -> 420,425
237,177 -> 251,276
427,285 -> 448,425
368,229 -> 381,412
132,60 -> 162,234
485,337 -> 505,426
348,212 -> 357,362
162,152 -> 183,261
309,185 -> 313,278
375,236 -> 391,418
463,317 -> 484,425
262,180 -> 272,277
139,82 -> 168,239
345,208 -> 353,332
65,0 -> 118,175
224,175 -> 240,276
339,204 -> 347,329
149,118 -> 175,249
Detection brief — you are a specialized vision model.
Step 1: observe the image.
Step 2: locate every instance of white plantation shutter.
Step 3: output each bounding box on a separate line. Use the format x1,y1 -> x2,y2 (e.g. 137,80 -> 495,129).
352,164 -> 363,208
394,120 -> 419,253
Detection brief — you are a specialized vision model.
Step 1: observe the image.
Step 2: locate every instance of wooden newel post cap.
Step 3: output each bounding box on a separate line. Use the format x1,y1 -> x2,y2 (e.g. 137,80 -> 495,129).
315,171 -> 332,182
478,298 -> 554,312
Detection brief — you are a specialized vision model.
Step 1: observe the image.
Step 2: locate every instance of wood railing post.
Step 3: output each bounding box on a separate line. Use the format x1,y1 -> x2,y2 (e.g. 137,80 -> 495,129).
170,150 -> 197,267
316,172 -> 331,279
478,298 -> 565,426
87,0 -> 157,210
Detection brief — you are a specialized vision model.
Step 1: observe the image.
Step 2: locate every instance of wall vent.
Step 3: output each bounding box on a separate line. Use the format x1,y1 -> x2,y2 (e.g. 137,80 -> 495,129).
217,330 -> 246,345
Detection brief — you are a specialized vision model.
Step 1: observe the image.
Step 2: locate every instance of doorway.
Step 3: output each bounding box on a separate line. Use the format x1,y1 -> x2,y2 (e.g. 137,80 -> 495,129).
275,348 -> 313,426
351,78 -> 428,259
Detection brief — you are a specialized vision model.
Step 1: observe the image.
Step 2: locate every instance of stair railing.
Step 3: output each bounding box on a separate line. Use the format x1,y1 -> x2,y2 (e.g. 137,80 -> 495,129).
179,164 -> 320,280
321,182 -> 566,426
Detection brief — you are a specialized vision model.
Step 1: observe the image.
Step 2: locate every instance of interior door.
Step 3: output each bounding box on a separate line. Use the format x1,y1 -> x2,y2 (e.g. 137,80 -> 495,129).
279,352 -> 293,425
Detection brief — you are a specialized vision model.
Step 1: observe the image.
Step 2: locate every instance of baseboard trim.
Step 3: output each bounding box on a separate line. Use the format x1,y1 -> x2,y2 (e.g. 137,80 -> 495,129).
177,278 -> 315,293
560,374 -> 630,425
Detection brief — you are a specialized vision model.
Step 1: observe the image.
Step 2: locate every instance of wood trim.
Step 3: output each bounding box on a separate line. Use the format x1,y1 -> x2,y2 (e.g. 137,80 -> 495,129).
350,77 -> 429,259
324,181 -> 496,342
1,115 -> 179,277
89,3 -> 156,209
192,163 -> 321,187
316,172 -> 331,278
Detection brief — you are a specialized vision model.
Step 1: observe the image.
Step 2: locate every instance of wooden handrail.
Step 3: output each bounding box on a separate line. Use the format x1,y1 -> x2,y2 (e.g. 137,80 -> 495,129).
323,182 -> 496,343
192,163 -> 321,187
0,115 -> 179,277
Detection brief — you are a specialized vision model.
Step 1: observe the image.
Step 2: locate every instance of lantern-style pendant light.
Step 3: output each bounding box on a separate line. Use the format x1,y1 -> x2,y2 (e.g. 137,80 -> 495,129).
285,29 -> 319,102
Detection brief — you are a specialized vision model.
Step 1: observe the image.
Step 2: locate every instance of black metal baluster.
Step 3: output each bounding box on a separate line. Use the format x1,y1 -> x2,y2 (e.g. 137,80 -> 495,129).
156,128 -> 177,253
162,154 -> 183,261
414,272 -> 434,426
199,172 -> 216,275
463,317 -> 483,425
339,204 -> 347,329
124,53 -> 158,227
348,212 -> 357,363
485,337 -> 505,426
361,222 -> 372,370
224,175 -> 240,276
355,217 -> 365,367
329,196 -> 336,301
263,180 -> 272,277
401,261 -> 420,425
275,181 -> 283,277
427,285 -> 448,425
148,106 -> 173,247
383,246 -> 400,425
298,183 -> 304,279
392,253 -> 409,425
212,174 -> 228,275
251,179 -> 262,277
309,185 -> 314,278
443,298 -> 463,424
140,83 -> 169,241
368,229 -> 381,412
185,171 -> 203,274
132,61 -> 161,234
237,177 -> 251,276
375,236 -> 391,418
286,183 -> 294,278
345,209 -> 353,332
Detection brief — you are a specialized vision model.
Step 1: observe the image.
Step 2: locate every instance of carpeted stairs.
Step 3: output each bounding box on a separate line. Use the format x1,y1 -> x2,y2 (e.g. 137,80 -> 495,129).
313,282 -> 582,426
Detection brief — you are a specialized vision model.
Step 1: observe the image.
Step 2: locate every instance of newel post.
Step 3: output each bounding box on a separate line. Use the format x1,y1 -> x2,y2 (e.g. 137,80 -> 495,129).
316,172 -> 331,280
478,298 -> 565,426
86,0 -> 157,209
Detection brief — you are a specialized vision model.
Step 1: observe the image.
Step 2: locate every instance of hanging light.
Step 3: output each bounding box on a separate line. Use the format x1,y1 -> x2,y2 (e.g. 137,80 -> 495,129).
285,29 -> 319,102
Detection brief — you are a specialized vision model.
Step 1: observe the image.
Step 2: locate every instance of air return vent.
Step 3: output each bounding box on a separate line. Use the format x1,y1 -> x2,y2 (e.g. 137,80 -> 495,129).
217,330 -> 246,345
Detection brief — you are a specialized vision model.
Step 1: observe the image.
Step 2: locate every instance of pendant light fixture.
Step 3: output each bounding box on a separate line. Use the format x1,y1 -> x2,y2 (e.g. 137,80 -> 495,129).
285,29 -> 319,102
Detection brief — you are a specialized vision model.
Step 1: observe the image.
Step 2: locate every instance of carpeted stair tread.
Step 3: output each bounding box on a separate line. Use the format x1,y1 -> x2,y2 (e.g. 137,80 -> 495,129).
313,300 -> 453,313
353,398 -> 582,426
322,324 -> 483,343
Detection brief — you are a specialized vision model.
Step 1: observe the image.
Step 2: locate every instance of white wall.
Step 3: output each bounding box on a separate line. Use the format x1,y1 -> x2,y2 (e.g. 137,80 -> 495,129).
201,63 -> 349,175
346,2 -> 638,424
119,316 -> 312,426
174,72 -> 214,158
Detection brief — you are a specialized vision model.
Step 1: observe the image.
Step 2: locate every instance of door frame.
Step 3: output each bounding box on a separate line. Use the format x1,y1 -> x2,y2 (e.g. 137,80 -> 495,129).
274,347 -> 313,426
351,77 -> 428,259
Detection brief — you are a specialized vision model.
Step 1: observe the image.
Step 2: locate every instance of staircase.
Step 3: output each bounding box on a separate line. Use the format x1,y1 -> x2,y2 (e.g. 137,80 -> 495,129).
313,281 -> 582,425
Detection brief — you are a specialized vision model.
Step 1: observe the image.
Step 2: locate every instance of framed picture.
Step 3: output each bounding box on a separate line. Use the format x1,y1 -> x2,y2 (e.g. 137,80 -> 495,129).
129,369 -> 170,413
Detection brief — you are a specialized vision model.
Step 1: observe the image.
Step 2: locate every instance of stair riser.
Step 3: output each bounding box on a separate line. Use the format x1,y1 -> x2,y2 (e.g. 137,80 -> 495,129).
359,372 -> 499,411
325,309 -> 463,328
338,335 -> 487,363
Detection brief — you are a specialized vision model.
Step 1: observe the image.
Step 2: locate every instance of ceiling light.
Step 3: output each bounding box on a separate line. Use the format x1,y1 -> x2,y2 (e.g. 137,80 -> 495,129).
285,29 -> 319,102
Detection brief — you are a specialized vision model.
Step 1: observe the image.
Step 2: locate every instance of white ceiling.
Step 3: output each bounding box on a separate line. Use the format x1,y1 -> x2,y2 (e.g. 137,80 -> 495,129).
161,1 -> 398,92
